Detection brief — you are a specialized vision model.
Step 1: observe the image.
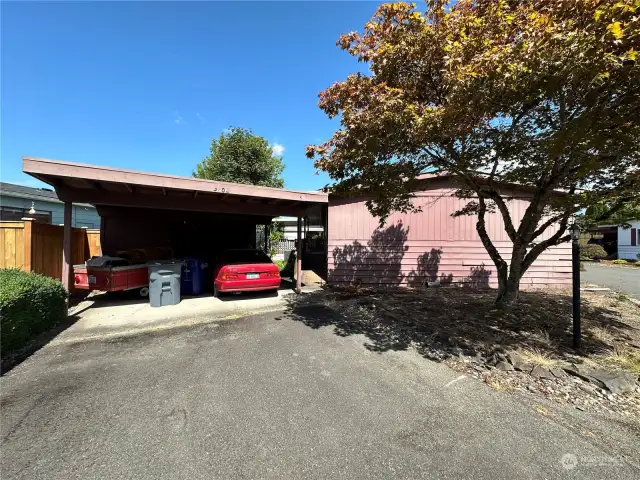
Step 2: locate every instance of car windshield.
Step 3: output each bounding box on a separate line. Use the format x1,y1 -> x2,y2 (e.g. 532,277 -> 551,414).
221,249 -> 272,265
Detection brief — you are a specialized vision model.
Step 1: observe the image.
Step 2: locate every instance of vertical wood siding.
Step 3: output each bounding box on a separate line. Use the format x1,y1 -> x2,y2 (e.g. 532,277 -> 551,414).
0,221 -> 101,282
327,188 -> 571,288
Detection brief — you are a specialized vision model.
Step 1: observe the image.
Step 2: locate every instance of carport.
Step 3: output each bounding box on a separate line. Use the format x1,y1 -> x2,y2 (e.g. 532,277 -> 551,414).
23,157 -> 328,294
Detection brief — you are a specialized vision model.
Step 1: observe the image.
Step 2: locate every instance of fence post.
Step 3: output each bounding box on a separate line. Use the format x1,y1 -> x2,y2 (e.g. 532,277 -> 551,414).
62,202 -> 72,293
21,218 -> 33,272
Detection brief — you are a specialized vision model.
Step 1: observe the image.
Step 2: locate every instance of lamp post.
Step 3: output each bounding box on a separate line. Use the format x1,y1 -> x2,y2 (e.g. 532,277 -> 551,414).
571,223 -> 581,349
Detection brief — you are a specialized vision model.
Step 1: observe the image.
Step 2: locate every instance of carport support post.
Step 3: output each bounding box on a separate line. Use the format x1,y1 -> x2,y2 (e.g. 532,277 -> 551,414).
62,201 -> 73,297
296,216 -> 302,294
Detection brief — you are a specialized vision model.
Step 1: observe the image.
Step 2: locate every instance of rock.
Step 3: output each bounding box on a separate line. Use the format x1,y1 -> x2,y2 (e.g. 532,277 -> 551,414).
550,368 -> 567,379
579,384 -> 596,394
495,360 -> 514,372
589,372 -> 638,395
563,364 -> 606,389
486,352 -> 506,366
531,366 -> 555,379
508,352 -> 531,372
563,365 -> 638,394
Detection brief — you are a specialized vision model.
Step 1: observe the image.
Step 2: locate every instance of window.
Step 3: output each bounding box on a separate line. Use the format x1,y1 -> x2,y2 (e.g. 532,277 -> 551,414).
0,206 -> 52,224
221,249 -> 272,264
631,228 -> 637,247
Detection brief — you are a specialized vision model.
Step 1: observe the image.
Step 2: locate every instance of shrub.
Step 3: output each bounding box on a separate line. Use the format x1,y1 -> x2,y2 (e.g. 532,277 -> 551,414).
612,259 -> 628,265
579,243 -> 607,260
0,269 -> 67,356
635,261 -> 640,267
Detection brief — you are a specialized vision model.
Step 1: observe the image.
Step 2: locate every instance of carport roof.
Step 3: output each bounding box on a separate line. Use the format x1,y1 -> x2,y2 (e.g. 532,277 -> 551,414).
23,157 -> 328,217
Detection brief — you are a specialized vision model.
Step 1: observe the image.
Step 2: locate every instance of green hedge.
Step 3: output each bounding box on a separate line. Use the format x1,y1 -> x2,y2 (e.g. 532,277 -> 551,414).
580,243 -> 608,260
0,269 -> 67,356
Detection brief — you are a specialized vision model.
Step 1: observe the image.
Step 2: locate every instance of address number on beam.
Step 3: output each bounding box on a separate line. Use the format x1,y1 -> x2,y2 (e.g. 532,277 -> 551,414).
213,188 -> 228,193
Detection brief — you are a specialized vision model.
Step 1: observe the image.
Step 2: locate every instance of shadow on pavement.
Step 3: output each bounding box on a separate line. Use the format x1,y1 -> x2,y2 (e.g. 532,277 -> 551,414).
279,287 -> 638,364
1,313 -> 82,375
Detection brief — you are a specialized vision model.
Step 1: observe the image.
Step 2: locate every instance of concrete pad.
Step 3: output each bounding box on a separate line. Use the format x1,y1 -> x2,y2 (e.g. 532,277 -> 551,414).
60,286 -> 321,344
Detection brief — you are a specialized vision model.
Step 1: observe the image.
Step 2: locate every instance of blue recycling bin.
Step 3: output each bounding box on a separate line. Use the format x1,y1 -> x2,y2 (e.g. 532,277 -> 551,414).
181,258 -> 207,295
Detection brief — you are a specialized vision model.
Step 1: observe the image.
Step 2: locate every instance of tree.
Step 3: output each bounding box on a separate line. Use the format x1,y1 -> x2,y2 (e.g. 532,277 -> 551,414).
195,127 -> 285,188
307,1 -> 640,308
269,220 -> 285,258
582,199 -> 640,227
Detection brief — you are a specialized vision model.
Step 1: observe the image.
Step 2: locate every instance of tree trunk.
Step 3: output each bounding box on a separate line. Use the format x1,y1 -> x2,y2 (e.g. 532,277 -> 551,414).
494,244 -> 526,308
495,272 -> 521,309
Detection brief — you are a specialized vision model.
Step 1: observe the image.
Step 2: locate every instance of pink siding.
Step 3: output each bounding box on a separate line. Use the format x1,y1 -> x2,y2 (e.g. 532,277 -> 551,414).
327,188 -> 571,288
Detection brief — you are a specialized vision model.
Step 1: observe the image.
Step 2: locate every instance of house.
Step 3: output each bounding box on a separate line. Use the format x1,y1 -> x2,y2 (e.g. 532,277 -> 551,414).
0,182 -> 101,228
327,176 -> 571,288
617,220 -> 640,260
21,157 -> 572,292
273,216 -> 324,241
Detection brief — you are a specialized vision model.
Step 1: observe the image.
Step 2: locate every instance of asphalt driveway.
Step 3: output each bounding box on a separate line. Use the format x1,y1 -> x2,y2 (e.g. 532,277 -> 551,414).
583,263 -> 640,299
2,309 -> 638,479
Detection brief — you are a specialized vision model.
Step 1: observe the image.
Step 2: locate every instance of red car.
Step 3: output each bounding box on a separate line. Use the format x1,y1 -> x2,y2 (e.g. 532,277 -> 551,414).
213,249 -> 280,296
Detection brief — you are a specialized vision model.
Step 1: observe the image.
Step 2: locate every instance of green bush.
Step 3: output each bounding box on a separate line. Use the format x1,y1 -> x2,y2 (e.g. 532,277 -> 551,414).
612,259 -> 628,264
579,243 -> 607,260
635,261 -> 640,267
0,269 -> 67,356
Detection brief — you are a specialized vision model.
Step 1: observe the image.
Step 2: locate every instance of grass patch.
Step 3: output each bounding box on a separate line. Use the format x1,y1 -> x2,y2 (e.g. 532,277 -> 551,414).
517,348 -> 562,368
597,347 -> 640,373
531,329 -> 552,347
588,326 -> 616,345
614,292 -> 629,302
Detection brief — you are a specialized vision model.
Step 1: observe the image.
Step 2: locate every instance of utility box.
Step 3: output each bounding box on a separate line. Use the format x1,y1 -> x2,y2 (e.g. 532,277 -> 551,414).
148,261 -> 182,307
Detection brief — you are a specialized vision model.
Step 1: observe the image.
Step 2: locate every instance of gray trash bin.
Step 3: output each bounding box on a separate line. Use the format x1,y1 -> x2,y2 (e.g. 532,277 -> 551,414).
148,261 -> 182,307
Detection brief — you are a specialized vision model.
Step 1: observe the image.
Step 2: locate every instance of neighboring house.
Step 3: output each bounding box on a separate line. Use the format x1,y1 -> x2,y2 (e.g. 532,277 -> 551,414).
273,216 -> 324,241
618,220 -> 640,260
0,182 -> 101,228
328,177 -> 571,288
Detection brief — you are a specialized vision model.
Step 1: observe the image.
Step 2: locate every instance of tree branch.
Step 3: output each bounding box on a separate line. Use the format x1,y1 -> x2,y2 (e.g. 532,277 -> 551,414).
531,213 -> 565,240
521,213 -> 572,275
481,189 -> 518,243
476,196 -> 508,278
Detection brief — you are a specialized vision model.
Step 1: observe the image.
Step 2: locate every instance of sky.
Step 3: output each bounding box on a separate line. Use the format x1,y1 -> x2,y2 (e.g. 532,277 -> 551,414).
1,1 -> 383,191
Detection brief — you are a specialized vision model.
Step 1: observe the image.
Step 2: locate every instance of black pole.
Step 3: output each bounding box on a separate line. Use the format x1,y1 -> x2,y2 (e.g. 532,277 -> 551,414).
572,236 -> 581,349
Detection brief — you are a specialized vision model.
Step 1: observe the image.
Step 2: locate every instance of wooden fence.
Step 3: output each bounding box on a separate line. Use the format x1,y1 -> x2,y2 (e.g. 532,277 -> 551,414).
0,219 -> 101,282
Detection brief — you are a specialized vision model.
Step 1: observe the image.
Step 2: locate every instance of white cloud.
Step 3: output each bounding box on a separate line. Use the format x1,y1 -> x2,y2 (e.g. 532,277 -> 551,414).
173,111 -> 185,125
271,142 -> 285,156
